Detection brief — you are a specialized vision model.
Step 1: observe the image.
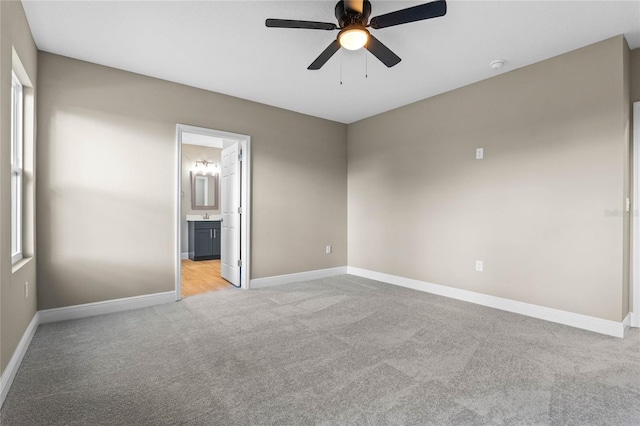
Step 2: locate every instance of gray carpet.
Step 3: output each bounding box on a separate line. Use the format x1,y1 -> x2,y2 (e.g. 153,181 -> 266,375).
2,274 -> 639,425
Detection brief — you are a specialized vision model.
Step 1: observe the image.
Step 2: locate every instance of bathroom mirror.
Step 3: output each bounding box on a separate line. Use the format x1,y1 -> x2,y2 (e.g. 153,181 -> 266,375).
191,171 -> 219,210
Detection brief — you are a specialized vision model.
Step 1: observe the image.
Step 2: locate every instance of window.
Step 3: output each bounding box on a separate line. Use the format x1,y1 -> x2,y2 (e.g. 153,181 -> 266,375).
11,71 -> 23,264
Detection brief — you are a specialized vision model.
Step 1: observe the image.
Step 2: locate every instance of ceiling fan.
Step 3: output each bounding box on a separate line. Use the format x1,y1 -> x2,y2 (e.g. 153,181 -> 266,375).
265,0 -> 447,70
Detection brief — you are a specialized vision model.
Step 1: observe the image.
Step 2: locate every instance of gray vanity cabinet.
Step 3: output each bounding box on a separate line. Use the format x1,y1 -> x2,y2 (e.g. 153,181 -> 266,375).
188,221 -> 221,260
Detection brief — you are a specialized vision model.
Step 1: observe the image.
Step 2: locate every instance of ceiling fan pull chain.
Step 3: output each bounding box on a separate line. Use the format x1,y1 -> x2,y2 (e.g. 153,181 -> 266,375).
365,47 -> 368,79
340,49 -> 343,85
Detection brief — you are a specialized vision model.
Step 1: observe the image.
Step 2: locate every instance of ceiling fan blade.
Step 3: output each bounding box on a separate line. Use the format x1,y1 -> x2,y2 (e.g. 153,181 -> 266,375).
369,0 -> 447,29
344,0 -> 364,14
266,19 -> 337,30
308,40 -> 341,70
365,34 -> 401,68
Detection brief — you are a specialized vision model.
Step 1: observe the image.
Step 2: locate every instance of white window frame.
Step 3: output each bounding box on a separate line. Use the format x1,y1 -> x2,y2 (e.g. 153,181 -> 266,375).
11,71 -> 23,264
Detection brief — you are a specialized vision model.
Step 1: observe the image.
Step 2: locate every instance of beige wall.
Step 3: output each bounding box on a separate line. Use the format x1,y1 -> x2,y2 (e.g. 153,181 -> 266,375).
37,52 -> 348,310
631,48 -> 640,102
181,143 -> 221,253
1,0 -> 38,374
348,36 -> 630,322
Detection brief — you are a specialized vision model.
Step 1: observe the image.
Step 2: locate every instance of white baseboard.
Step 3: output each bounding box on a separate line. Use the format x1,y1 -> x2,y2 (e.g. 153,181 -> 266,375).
1,312 -> 39,408
348,267 -> 629,338
181,252 -> 188,260
39,291 -> 175,324
250,266 -> 347,289
631,311 -> 640,328
623,312 -> 633,332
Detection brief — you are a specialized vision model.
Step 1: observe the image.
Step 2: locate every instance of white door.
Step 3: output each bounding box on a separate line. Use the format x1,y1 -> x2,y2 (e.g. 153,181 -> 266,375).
221,143 -> 241,286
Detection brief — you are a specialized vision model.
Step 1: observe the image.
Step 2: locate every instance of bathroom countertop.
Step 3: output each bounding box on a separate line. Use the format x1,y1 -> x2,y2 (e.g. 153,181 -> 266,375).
186,214 -> 221,222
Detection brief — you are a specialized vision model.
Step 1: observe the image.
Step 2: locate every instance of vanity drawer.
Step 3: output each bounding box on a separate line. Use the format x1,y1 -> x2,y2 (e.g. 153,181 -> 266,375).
194,220 -> 221,229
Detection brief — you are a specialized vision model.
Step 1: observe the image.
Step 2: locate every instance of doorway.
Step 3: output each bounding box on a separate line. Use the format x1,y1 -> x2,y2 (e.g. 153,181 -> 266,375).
175,124 -> 251,299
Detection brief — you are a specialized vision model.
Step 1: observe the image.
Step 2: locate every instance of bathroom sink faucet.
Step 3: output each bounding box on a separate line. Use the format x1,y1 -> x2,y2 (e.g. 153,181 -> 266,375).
202,213 -> 210,219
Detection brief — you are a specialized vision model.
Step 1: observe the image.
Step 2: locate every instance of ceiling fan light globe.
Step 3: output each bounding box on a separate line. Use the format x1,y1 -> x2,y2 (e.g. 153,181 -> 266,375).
339,28 -> 369,50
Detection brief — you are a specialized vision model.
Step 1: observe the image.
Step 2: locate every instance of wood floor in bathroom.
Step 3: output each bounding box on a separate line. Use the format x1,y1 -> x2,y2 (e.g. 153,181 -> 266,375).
181,259 -> 234,297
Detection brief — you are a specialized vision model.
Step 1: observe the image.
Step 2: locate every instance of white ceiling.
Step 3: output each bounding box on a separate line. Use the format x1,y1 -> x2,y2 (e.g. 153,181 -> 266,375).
22,0 -> 640,124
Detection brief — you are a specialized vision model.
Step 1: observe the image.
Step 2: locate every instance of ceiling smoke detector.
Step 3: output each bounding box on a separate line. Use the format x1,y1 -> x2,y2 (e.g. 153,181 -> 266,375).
490,59 -> 506,70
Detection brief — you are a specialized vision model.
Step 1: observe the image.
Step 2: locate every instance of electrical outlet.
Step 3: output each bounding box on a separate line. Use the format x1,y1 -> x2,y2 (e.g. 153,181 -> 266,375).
25,281 -> 28,299
476,148 -> 484,160
326,245 -> 332,254
475,261 -> 483,272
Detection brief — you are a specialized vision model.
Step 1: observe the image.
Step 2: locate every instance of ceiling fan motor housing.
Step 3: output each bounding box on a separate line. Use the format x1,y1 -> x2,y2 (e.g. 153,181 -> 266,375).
335,0 -> 372,28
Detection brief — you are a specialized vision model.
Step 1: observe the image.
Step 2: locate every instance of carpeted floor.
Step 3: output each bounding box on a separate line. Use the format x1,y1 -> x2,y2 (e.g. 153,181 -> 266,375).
2,274 -> 639,425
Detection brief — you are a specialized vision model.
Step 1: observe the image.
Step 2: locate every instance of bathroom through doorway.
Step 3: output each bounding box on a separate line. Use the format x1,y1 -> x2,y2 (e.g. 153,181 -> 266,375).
175,124 -> 251,299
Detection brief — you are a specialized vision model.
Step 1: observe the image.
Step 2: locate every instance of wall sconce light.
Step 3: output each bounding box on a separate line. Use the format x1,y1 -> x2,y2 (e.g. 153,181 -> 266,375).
193,160 -> 219,174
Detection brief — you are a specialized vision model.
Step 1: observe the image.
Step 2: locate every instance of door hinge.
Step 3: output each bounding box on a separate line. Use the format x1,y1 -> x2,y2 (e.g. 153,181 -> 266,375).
237,206 -> 242,214
238,150 -> 243,162
237,259 -> 242,267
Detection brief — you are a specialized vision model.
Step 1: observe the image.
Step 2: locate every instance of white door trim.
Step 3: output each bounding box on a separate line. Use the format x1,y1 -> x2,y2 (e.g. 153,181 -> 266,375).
632,102 -> 640,327
175,124 -> 252,300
